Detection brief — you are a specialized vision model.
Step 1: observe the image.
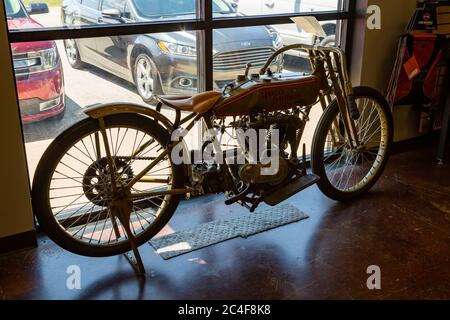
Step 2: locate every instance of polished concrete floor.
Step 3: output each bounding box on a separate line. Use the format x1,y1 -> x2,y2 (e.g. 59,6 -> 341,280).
0,144 -> 449,300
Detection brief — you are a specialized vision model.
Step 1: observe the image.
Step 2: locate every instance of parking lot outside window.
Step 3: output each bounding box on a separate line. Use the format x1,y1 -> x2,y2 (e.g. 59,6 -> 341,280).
3,0 -> 355,185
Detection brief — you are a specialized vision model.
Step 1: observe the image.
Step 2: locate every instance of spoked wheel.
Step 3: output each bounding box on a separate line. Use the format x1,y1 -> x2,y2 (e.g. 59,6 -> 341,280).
134,53 -> 160,105
64,39 -> 84,69
32,114 -> 184,257
311,86 -> 394,201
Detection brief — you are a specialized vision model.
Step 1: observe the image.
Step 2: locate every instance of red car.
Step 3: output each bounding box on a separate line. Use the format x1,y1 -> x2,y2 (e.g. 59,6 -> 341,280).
6,0 -> 65,123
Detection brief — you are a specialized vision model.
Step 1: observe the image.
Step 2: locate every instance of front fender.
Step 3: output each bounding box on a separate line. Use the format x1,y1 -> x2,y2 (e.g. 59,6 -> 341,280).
84,102 -> 174,131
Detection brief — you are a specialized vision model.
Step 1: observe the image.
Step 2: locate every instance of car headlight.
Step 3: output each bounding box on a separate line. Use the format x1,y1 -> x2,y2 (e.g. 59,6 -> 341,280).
267,27 -> 282,48
14,46 -> 59,74
158,41 -> 196,57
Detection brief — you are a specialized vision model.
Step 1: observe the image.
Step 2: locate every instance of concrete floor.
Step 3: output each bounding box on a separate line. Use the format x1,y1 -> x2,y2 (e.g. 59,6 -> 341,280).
0,143 -> 449,300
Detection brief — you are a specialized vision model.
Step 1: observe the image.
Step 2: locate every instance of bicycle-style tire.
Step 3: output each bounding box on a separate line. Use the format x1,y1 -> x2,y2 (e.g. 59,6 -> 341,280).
311,86 -> 394,201
32,114 -> 185,257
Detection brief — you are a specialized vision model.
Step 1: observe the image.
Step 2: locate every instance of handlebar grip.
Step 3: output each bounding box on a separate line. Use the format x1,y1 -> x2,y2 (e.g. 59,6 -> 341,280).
347,95 -> 360,120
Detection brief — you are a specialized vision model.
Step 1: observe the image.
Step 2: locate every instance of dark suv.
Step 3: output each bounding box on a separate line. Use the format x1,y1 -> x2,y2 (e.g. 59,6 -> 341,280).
62,0 -> 283,103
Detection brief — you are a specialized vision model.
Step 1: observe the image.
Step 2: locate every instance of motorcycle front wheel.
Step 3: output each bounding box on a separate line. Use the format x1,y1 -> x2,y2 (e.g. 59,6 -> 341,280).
32,114 -> 184,257
311,86 -> 394,201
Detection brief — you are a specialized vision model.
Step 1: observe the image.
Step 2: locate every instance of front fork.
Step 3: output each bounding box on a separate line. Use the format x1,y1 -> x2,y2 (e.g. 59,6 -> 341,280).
323,53 -> 361,149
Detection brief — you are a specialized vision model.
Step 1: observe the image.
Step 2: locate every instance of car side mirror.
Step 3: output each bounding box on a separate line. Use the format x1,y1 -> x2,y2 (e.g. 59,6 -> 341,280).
27,2 -> 49,15
102,8 -> 122,20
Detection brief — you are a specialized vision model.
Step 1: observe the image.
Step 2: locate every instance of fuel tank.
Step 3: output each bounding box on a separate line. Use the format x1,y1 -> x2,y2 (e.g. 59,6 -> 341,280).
213,73 -> 321,117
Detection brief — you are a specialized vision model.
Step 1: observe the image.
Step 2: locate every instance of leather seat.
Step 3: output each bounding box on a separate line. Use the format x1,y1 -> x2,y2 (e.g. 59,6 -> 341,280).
157,94 -> 192,101
157,91 -> 222,114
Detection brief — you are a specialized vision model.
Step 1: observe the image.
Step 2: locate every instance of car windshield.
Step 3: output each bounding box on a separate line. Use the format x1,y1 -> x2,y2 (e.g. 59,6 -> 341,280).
4,0 -> 27,18
132,0 -> 232,18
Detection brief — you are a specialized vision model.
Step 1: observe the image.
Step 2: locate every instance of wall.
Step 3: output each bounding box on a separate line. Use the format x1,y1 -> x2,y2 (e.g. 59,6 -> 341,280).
0,1 -> 36,243
351,0 -> 422,141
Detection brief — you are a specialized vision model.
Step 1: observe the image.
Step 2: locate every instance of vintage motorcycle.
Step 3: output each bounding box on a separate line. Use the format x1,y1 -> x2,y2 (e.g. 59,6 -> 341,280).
32,43 -> 393,264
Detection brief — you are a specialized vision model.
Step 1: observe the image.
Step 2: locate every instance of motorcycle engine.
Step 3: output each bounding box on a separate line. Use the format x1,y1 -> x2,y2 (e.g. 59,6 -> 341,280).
238,160 -> 290,186
232,112 -> 304,186
192,163 -> 228,194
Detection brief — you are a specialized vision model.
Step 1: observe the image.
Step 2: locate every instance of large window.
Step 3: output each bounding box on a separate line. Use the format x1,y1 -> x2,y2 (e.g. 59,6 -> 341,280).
4,0 -> 354,181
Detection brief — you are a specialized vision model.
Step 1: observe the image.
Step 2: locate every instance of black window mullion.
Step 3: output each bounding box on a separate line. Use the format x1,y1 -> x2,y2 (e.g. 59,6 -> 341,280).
8,20 -> 204,42
8,11 -> 350,43
344,0 -> 357,69
198,0 -> 213,92
6,1 -> 355,93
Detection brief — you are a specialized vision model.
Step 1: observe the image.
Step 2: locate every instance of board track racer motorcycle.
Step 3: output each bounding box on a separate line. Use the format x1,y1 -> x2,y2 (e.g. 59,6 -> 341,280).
32,41 -> 394,262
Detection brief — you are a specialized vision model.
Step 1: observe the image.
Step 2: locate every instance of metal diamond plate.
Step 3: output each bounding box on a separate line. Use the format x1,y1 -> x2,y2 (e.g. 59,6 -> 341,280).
149,204 -> 308,260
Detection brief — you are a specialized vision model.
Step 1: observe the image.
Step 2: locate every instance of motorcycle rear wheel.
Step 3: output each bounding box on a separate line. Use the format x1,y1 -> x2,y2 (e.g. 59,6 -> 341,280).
32,114 -> 184,257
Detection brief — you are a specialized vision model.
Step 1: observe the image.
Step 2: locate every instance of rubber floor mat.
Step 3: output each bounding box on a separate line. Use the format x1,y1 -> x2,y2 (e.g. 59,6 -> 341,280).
149,204 -> 308,260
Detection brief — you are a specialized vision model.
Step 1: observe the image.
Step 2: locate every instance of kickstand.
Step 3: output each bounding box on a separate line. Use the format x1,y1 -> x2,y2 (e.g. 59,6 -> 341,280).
122,220 -> 146,276
123,251 -> 146,276
113,209 -> 146,276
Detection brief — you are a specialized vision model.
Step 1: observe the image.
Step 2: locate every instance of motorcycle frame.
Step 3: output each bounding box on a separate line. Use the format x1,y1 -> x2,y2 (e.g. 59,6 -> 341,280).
84,44 -> 360,201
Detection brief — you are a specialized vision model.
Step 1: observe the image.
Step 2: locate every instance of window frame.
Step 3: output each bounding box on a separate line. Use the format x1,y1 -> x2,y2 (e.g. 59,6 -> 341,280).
6,0 -> 356,91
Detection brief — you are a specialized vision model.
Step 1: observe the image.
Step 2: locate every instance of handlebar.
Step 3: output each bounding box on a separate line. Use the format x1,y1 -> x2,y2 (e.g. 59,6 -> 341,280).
259,43 -> 347,75
259,43 -> 315,75
259,43 -> 354,99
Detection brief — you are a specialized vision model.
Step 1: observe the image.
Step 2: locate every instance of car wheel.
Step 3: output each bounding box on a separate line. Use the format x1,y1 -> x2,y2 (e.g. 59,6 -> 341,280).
134,53 -> 161,105
64,39 -> 84,69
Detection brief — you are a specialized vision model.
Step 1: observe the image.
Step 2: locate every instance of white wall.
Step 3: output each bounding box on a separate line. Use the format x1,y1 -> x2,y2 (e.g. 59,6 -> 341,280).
0,1 -> 35,239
